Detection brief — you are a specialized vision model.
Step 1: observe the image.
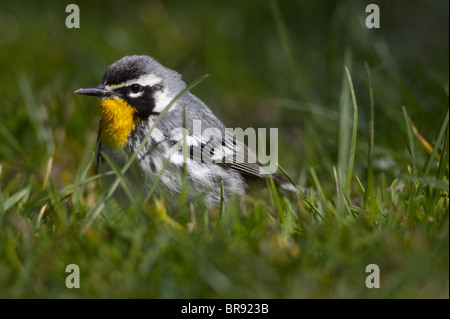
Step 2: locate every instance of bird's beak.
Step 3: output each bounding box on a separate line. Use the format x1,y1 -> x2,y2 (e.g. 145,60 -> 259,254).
74,85 -> 112,97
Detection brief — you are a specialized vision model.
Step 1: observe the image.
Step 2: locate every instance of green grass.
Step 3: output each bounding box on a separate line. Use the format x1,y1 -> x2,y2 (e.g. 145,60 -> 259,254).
0,1 -> 448,298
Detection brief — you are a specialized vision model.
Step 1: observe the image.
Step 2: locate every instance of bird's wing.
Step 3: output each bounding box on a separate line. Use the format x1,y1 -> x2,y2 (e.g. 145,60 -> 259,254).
168,127 -> 270,178
217,130 -> 269,178
159,94 -> 273,178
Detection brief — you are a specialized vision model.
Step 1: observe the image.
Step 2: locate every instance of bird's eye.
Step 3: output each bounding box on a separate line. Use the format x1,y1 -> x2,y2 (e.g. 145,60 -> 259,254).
129,84 -> 142,94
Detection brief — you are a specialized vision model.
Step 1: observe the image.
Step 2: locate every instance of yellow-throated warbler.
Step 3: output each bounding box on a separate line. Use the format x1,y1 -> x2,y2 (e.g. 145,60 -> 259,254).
75,55 -> 292,208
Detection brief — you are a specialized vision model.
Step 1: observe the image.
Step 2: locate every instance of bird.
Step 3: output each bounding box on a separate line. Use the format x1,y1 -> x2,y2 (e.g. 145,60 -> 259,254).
74,55 -> 293,208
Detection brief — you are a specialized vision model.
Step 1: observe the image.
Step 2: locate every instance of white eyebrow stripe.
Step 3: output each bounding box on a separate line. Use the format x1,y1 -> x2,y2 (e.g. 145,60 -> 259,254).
105,73 -> 162,90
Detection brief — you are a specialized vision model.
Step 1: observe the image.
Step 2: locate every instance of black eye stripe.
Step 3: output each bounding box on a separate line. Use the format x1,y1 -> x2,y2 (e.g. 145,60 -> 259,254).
110,83 -> 165,118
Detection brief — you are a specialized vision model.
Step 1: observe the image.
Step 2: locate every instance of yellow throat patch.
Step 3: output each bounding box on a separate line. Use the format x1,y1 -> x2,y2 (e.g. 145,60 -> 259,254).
98,98 -> 137,149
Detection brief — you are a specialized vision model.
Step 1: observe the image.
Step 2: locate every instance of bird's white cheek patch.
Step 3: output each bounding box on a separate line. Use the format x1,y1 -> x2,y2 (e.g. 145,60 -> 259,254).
152,90 -> 176,113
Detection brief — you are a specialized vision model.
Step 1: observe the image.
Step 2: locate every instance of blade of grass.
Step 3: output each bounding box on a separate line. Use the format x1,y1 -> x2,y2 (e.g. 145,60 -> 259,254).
59,171 -> 114,195
422,109 -> 449,176
437,124 -> 449,181
100,151 -> 135,203
333,165 -> 341,212
402,106 -> 416,175
277,164 -> 298,189
309,167 -> 326,202
179,107 -> 189,211
42,157 -> 53,190
355,174 -> 365,193
433,119 -> 449,207
337,49 -> 352,196
402,106 -> 418,219
410,120 -> 438,160
36,203 -> 47,227
364,61 -> 375,205
18,73 -> 55,156
2,187 -> 30,213
300,193 -> 324,221
23,170 -> 115,211
269,0 -> 309,99
143,140 -> 183,204
267,175 -> 285,224
220,180 -> 225,218
0,121 -> 24,156
402,175 -> 449,191
344,66 -> 358,193
270,0 -> 296,68
73,152 -> 95,210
